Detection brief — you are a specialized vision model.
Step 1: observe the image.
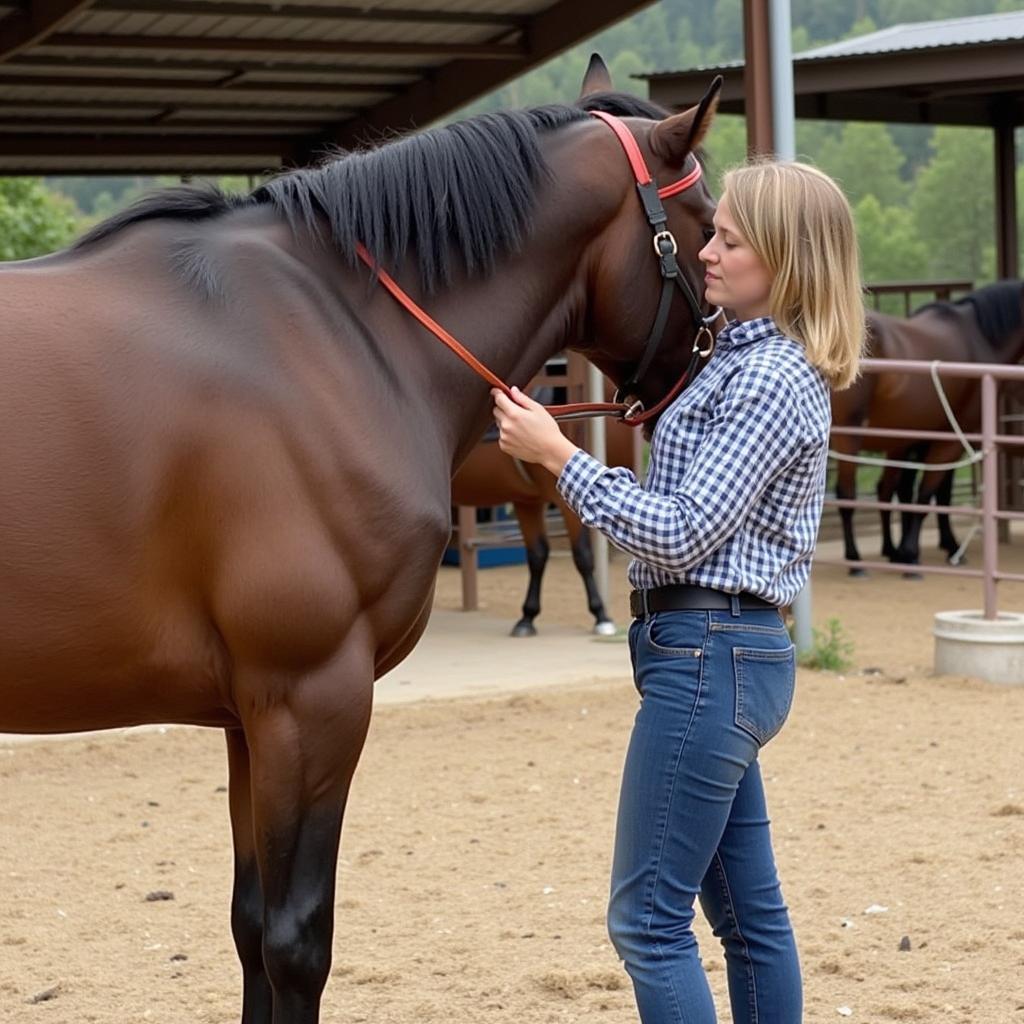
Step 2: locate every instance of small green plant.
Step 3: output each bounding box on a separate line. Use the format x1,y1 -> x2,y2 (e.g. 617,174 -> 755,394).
797,617 -> 854,672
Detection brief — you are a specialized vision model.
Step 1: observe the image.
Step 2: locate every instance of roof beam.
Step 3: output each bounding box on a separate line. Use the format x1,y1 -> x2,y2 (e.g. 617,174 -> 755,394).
0,96 -> 346,114
323,0 -> 657,149
0,71 -> 395,97
0,0 -> 96,62
5,52 -> 412,79
0,129 -> 297,157
90,0 -> 526,28
46,32 -> 527,60
0,116 -> 320,130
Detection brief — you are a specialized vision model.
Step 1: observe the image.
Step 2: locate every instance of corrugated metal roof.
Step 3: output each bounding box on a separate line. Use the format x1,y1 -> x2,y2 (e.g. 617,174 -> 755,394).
644,9 -> 1024,78
0,0 -> 651,173
798,9 -> 1024,60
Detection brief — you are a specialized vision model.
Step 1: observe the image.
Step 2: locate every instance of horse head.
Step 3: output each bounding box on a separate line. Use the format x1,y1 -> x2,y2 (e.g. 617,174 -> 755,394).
569,55 -> 721,426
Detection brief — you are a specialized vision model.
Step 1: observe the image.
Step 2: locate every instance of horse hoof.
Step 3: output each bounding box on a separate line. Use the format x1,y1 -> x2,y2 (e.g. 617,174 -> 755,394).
510,621 -> 537,638
593,620 -> 617,637
848,568 -> 868,578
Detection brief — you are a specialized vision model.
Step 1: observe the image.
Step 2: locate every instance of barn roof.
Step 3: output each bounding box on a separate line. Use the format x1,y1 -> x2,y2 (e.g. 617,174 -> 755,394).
0,0 -> 655,173
640,10 -> 1024,128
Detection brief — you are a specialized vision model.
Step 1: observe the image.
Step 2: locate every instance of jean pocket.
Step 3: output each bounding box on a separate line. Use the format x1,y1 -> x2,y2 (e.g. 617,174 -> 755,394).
643,613 -> 705,659
732,645 -> 796,745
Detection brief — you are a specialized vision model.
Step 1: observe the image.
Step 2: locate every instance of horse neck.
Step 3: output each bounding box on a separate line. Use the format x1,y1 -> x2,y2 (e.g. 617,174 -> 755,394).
414,252 -> 586,470
396,141 -> 622,471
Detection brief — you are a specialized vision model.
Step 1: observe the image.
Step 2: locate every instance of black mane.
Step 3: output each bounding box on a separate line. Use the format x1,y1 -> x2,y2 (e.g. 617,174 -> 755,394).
916,280 -> 1024,349
72,90 -> 678,295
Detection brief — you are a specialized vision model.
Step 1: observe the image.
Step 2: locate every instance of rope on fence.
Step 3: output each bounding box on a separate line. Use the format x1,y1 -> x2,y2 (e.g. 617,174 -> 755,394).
828,360 -> 985,473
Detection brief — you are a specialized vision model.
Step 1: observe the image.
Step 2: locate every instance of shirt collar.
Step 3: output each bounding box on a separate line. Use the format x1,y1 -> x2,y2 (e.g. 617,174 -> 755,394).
717,316 -> 781,348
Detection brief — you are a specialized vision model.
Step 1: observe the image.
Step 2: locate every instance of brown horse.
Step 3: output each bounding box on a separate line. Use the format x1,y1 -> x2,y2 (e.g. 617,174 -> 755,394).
452,384 -> 640,636
832,281 -> 1024,571
0,57 -> 721,1023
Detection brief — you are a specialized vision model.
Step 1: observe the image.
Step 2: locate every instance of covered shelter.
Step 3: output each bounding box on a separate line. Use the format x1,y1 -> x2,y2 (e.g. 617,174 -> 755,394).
0,0 -> 656,175
638,9 -> 1023,280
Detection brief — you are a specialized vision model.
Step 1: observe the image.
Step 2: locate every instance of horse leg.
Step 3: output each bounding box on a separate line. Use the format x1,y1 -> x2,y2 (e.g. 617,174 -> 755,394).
511,500 -> 548,638
835,458 -> 865,575
241,650 -> 373,1024
894,460 -> 956,571
934,470 -> 962,562
226,727 -> 273,1024
876,464 -> 904,561
564,511 -> 615,635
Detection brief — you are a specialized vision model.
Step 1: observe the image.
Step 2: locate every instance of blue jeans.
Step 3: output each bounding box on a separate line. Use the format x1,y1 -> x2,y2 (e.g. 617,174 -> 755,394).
609,608 -> 801,1024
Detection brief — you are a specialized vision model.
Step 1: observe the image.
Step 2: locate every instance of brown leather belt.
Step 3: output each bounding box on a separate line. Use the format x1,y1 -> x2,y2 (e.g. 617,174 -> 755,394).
630,584 -> 777,618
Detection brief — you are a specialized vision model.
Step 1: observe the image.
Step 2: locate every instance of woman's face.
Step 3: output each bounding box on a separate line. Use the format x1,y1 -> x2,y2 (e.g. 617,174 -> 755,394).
698,193 -> 773,323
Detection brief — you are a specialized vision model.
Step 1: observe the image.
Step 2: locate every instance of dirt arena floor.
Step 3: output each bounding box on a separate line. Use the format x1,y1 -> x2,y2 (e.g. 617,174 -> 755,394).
2,529 -> 1023,1023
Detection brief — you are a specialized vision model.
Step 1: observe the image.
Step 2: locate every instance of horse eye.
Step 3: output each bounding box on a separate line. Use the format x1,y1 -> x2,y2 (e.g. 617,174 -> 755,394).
702,227 -> 715,243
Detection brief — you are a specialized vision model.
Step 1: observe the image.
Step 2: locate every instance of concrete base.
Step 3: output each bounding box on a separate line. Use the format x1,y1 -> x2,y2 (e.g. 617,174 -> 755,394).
933,610 -> 1024,686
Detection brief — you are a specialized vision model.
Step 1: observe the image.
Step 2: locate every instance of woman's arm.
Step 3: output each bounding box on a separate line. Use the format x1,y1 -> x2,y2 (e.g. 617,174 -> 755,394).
556,375 -> 806,573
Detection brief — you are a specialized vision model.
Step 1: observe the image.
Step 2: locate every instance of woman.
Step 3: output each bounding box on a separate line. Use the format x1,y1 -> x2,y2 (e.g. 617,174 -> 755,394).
492,160 -> 863,1024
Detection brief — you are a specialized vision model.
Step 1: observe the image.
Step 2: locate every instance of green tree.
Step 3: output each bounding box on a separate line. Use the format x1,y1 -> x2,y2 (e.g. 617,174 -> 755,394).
0,178 -> 79,260
911,126 -> 995,283
817,122 -> 908,206
854,194 -> 928,283
702,115 -> 747,192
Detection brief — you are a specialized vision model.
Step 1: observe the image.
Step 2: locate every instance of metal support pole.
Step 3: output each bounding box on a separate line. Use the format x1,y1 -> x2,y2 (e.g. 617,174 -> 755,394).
982,373 -> 999,620
768,0 -> 795,161
994,117 -> 1019,280
587,362 -> 610,606
766,0 -> 812,651
457,505 -> 478,612
742,0 -> 774,157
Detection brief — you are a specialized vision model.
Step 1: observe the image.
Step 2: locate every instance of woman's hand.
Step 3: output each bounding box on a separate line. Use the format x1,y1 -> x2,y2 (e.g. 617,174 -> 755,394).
491,386 -> 580,477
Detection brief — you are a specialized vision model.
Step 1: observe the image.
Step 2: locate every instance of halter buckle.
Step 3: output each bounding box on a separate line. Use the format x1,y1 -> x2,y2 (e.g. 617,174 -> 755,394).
652,230 -> 678,257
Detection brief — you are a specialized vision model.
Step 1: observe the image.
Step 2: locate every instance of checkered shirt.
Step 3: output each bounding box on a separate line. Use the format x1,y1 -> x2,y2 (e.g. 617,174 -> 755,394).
557,317 -> 831,606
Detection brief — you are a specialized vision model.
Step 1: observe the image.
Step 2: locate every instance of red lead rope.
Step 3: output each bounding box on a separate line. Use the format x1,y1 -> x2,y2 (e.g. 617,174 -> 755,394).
355,112 -> 706,425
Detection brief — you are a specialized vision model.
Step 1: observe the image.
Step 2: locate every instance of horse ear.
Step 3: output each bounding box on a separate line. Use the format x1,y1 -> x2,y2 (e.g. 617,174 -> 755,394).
649,75 -> 723,164
578,52 -> 614,99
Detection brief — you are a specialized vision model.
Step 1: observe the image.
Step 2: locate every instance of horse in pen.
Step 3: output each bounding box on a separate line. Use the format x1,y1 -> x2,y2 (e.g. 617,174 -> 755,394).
0,59 -> 722,1024
831,280 -> 1024,572
452,377 -> 642,637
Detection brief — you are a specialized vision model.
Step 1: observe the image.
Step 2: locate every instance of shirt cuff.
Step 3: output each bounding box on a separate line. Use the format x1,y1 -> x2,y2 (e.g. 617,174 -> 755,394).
556,449 -> 607,513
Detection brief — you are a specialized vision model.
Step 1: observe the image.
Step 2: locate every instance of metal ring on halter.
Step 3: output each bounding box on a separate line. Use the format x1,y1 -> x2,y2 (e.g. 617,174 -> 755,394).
622,398 -> 645,421
702,306 -> 724,327
652,230 -> 678,256
693,324 -> 715,358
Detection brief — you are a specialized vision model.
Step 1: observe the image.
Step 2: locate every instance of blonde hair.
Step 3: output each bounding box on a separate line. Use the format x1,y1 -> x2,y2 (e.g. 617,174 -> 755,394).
722,161 -> 864,390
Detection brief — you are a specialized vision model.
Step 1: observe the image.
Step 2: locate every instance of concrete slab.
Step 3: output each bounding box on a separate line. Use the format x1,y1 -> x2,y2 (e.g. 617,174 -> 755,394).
375,609 -> 631,705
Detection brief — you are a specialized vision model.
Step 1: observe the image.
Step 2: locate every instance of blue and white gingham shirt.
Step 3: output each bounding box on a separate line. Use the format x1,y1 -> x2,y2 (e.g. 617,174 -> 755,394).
557,317 -> 831,606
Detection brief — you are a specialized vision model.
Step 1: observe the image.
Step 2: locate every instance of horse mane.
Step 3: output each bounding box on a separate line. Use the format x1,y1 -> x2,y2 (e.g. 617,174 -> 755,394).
71,89 -> 692,296
915,280 -> 1024,349
74,104 -> 593,295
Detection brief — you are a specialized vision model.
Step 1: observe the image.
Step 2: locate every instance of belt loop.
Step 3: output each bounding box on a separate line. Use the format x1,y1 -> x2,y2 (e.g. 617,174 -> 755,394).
642,590 -> 651,619
730,594 -> 740,618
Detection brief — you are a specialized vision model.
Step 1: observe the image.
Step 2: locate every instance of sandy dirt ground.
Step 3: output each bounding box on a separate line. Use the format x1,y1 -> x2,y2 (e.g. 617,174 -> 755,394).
2,528 -> 1023,1023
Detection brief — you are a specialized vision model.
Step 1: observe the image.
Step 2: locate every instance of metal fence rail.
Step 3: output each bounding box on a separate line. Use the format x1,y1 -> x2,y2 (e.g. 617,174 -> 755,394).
819,358 -> 1024,618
